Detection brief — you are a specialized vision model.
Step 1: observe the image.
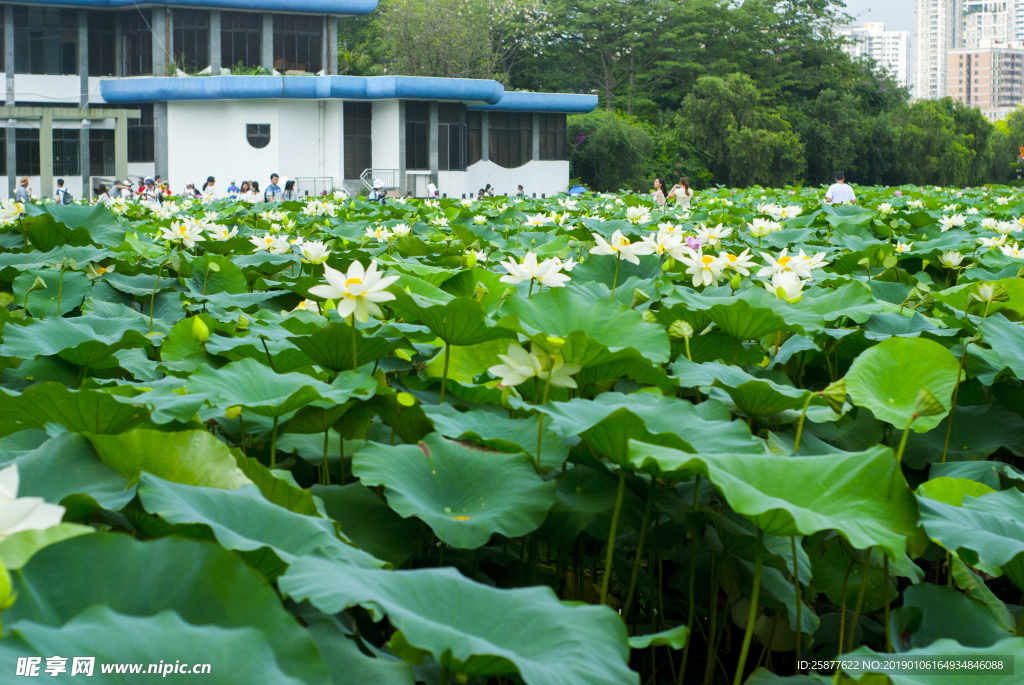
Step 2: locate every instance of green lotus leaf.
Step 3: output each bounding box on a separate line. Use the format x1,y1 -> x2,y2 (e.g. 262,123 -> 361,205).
933,277 -> 1024,318
26,200 -> 127,247
628,625 -> 689,650
312,483 -> 419,567
671,358 -> 824,418
279,558 -> 637,685
103,271 -> 179,297
976,313 -> 1024,382
628,443 -> 918,557
0,383 -> 150,438
903,402 -> 1024,468
929,461 -> 1024,490
287,321 -> 408,373
0,523 -> 94,570
389,291 -> 511,346
861,311 -> 960,341
890,583 -> 1011,651
916,477 -> 996,506
1,314 -> 152,368
845,337 -> 960,432
352,432 -> 557,548
536,465 -> 648,544
186,254 -> 249,295
6,534 -> 330,684
951,556 -> 1017,632
12,267 -> 90,318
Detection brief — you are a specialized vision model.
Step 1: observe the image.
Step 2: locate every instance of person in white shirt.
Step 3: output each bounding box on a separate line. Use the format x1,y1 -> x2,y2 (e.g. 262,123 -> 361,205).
825,171 -> 856,204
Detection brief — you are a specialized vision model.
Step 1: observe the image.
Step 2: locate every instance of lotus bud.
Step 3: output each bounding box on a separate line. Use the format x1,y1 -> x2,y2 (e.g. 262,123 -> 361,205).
914,387 -> 945,418
661,259 -> 671,272
397,392 -> 417,408
500,384 -> 521,410
730,273 -> 742,290
545,336 -> 566,354
820,378 -> 846,413
632,289 -> 650,307
473,282 -> 489,301
890,220 -> 898,229
29,276 -> 47,292
0,559 -> 16,612
191,316 -> 210,343
668,320 -> 693,341
236,314 -> 249,330
465,251 -> 477,269
969,283 -> 1008,304
224,406 -> 242,420
641,310 -> 658,324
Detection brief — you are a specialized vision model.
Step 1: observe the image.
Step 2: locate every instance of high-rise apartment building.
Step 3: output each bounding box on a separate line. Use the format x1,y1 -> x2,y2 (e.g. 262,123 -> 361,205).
947,41 -> 1024,119
962,1 -> 1015,48
836,23 -> 911,86
914,0 -> 962,99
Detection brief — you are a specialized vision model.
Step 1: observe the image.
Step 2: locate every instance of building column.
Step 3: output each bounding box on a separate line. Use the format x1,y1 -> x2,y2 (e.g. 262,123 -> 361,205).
6,119 -> 15,200
398,101 -> 406,196
78,10 -> 89,107
261,14 -> 274,71
114,113 -> 128,184
114,12 -> 123,77
532,112 -> 540,162
480,112 -> 489,162
321,16 -> 328,75
5,5 -> 14,106
328,17 -> 337,76
154,102 -> 168,182
210,10 -> 221,74
428,101 -> 438,189
80,119 -> 91,198
152,8 -> 167,76
40,110 -> 53,199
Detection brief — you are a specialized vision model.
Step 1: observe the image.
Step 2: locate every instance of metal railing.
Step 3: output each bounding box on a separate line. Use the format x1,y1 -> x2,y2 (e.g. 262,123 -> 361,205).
294,177 -> 336,198
360,168 -> 398,193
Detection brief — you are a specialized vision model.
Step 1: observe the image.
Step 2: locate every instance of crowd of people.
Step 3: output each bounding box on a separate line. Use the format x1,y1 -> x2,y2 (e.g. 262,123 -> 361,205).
86,172 -> 301,205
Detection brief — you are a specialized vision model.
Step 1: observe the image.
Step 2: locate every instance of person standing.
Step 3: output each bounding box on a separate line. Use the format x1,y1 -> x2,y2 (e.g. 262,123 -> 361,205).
201,176 -> 217,200
227,180 -> 239,197
282,180 -> 297,201
515,185 -> 525,197
668,176 -> 693,209
652,178 -> 667,209
368,179 -> 387,205
15,177 -> 31,204
55,179 -> 71,204
265,174 -> 282,202
825,171 -> 856,204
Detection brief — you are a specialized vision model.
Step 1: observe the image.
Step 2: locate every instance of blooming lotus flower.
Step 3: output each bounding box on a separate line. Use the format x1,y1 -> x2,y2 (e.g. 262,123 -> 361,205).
938,250 -> 964,268
524,213 -> 550,228
250,233 -> 290,255
996,196 -> 1009,205
0,463 -> 65,542
793,249 -> 829,277
392,223 -> 411,237
895,242 -> 913,253
207,225 -> 238,241
488,344 -> 580,389
291,299 -> 320,315
301,240 -> 331,264
558,198 -> 578,210
943,203 -> 958,212
939,214 -> 965,232
365,225 -> 392,243
766,271 -> 805,303
678,247 -> 725,287
302,200 -> 337,217
967,207 -> 979,215
160,220 -> 206,248
877,203 -> 893,215
979,235 -> 1007,249
641,231 -> 684,258
590,230 -> 653,265
473,215 -> 487,224
694,223 -> 732,248
748,218 -> 780,237
756,248 -> 812,279
85,263 -> 116,280
430,216 -> 450,228
907,199 -> 923,208
0,199 -> 23,226
718,248 -> 756,276
498,252 -> 571,288
778,205 -> 803,219
996,221 -> 1017,235
625,206 -> 651,224
1001,242 -> 1023,259
981,218 -> 998,231
460,198 -> 474,207
308,260 -> 399,322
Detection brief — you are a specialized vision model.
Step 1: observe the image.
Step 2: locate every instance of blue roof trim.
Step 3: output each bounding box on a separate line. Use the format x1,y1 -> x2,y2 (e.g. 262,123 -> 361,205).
468,91 -> 599,114
101,75 -> 510,105
20,0 -> 376,13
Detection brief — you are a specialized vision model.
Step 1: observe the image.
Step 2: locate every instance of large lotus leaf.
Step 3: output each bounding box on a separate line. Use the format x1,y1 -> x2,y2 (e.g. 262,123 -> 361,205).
845,337 -> 960,432
628,625 -> 689,650
0,606 -> 307,684
0,384 -> 150,438
536,465 -> 648,545
135,474 -> 384,577
699,298 -> 794,341
976,313 -> 1024,382
525,392 -> 761,467
891,583 -> 1012,651
288,321 -> 408,374
279,558 -> 637,685
187,254 -> 249,295
671,358 -> 823,418
930,460 -> 1024,490
844,638 -> 1024,684
1,314 -> 152,368
0,523 -> 94,570
87,429 -> 252,490
186,358 -> 375,417
103,271 -> 179,297
352,432 -> 557,548
916,489 -> 1024,587
389,291 -> 511,346
793,281 -> 885,325
6,534 -> 330,684
497,285 -> 670,364
933,277 -> 1024,318
302,612 -> 417,685
861,311 -> 960,341
903,402 -> 1024,468
423,403 -> 569,471
628,443 -> 919,557
664,286 -> 823,336
26,200 -> 127,247
950,555 -> 1017,632
22,212 -> 90,250
12,267 -> 90,318
312,483 -> 419,567
204,331 -> 314,374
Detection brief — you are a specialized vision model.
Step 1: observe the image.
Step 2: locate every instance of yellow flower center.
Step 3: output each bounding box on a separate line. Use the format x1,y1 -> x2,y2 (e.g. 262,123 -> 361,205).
726,254 -> 737,263
701,255 -> 714,266
345,277 -> 363,289
616,237 -> 629,249
96,267 -> 107,275
177,226 -> 187,235
777,256 -> 791,267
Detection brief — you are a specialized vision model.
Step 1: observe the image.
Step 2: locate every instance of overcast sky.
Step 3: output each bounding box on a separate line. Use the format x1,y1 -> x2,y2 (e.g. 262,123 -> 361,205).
841,0 -> 914,34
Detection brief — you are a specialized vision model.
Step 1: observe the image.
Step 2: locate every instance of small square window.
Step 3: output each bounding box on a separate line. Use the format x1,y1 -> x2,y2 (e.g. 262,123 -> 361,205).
246,123 -> 270,149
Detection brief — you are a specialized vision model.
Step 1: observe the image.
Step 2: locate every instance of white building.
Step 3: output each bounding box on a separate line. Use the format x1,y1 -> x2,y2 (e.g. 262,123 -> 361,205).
836,22 -> 910,86
914,0 -> 962,99
0,1 -> 596,202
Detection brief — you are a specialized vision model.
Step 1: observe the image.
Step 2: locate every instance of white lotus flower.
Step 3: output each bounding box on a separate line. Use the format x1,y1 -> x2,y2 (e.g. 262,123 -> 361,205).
302,199 -> 337,217
1001,242 -> 1023,260
996,197 -> 1009,205
488,344 -> 580,389
524,213 -> 550,228
694,223 -> 732,248
877,203 -> 892,215
206,225 -> 238,241
250,232 -> 291,254
756,248 -> 812,279
718,248 -> 756,276
625,206 -> 652,224
778,205 -> 802,219
291,299 -> 320,314
590,230 -> 653,265
430,216 -> 449,228
160,220 -> 206,248
981,218 -> 998,231
0,199 -> 23,226
938,250 -> 964,268
967,207 -> 979,215
460,198 -> 474,207
301,240 -> 331,264
978,235 -> 1006,249
641,231 -> 684,258
308,260 -> 399,322
0,463 -> 65,541
365,225 -> 392,243
748,218 -> 781,237
766,271 -> 805,303
392,223 -> 411,237
895,242 -> 913,253
85,263 -> 116,280
678,247 -> 725,288
498,252 -> 571,288
996,221 -> 1017,235
473,215 -> 487,224
943,203 -> 958,212
939,214 -> 965,232
907,199 -> 924,208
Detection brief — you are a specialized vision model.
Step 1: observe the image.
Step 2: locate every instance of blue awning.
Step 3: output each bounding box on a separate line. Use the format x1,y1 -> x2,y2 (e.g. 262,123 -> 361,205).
19,0 -> 377,14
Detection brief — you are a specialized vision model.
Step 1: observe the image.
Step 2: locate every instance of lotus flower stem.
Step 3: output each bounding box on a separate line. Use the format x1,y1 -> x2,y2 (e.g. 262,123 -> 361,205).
837,561 -> 853,655
269,416 -> 279,470
793,536 -> 802,671
610,257 -> 621,302
678,475 -> 702,684
535,366 -> 553,471
349,315 -> 359,372
941,345 -> 969,463
439,343 -> 450,403
321,429 -> 331,486
700,550 -> 718,685
884,555 -> 892,652
55,263 -> 65,316
238,416 -> 247,456
599,469 -> 626,606
732,529 -> 763,685
1016,592 -> 1024,637
895,415 -> 916,464
149,259 -> 169,334
622,477 -> 654,617
793,393 -> 813,454
846,546 -> 874,653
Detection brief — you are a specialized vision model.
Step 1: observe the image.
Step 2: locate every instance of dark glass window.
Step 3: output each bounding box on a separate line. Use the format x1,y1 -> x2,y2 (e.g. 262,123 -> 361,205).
14,7 -> 78,75
405,101 -> 428,171
88,12 -> 116,76
16,129 -> 40,176
128,103 -> 154,163
468,112 -> 481,166
489,113 -> 532,169
53,129 -> 80,176
539,114 -> 566,161
122,9 -> 152,76
344,102 -> 372,180
272,15 -> 321,73
0,130 -> 6,177
173,10 -> 209,73
222,12 -> 262,70
438,103 -> 466,172
90,128 -> 114,176
0,10 -> 5,73
246,124 -> 271,149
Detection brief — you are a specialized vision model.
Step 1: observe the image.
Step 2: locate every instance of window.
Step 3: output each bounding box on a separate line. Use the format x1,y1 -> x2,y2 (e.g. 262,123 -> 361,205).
0,130 -> 6,176
468,112 -> 482,165
14,7 -> 78,75
128,103 -> 154,163
344,102 -> 372,180
438,103 -> 466,172
539,114 -> 566,161
16,129 -> 39,176
173,10 -> 209,73
273,15 -> 322,73
122,9 -> 152,76
489,113 -> 532,169
246,124 -> 271,149
90,129 -> 114,176
405,101 -> 429,170
88,12 -> 116,76
53,129 -> 80,176
222,12 -> 262,70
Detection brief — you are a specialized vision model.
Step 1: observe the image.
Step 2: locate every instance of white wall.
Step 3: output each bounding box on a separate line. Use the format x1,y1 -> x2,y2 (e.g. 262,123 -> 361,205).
371,99 -> 400,171
439,160 -> 570,198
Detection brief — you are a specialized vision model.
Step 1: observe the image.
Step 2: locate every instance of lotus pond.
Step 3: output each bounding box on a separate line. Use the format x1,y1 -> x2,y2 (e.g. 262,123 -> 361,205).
0,185 -> 1022,684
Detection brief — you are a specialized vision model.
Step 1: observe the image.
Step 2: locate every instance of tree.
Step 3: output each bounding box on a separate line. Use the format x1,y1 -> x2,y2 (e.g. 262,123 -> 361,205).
567,110 -> 654,191
377,0 -> 495,79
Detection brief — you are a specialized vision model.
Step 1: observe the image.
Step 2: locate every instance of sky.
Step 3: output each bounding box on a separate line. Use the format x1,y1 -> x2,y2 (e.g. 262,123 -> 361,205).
841,0 -> 914,34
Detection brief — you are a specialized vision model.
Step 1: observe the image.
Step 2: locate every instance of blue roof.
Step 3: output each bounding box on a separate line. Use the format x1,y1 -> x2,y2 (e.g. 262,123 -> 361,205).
20,0 -> 376,13
100,75 -> 598,113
